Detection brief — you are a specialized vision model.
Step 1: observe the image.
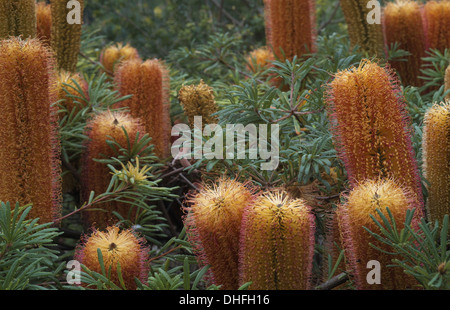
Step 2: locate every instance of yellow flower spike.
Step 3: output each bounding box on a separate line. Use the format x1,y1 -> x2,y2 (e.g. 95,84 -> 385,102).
238,190 -> 315,290
245,46 -> 274,73
100,43 -> 141,75
263,0 -> 316,61
336,178 -> 421,290
0,0 -> 36,39
339,0 -> 384,57
178,80 -> 219,128
51,0 -> 84,72
422,101 -> 450,224
74,226 -> 150,289
383,0 -> 426,87
183,178 -> 255,290
112,157 -> 151,186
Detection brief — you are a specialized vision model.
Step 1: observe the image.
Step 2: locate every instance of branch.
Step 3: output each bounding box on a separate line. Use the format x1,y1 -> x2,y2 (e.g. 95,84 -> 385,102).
315,272 -> 349,290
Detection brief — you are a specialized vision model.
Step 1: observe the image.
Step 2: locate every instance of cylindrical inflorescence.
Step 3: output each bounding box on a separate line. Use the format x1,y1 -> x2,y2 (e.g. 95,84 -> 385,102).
239,190 -> 315,290
0,0 -> 36,39
114,58 -> 171,159
36,1 -> 52,46
183,178 -> 255,290
422,0 -> 450,53
0,37 -> 61,224
422,101 -> 450,224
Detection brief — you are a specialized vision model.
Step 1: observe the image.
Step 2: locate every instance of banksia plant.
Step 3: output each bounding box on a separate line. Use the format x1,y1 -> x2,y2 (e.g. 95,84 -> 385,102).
74,226 -> 150,289
336,178 -> 421,290
339,0 -> 384,57
263,0 -> 316,61
0,37 -> 61,224
81,111 -> 147,228
239,190 -> 315,290
183,178 -> 254,290
55,70 -> 89,116
51,0 -> 84,72
383,0 -> 426,87
445,65 -> 450,100
100,43 -> 140,75
422,101 -> 450,224
36,1 -> 52,45
245,46 -> 274,73
178,80 -> 218,128
325,59 -> 424,210
114,58 -> 171,159
422,1 -> 450,53
0,0 -> 36,39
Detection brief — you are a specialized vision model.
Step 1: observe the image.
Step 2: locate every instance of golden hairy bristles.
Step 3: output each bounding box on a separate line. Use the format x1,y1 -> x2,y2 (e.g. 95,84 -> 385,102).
36,1 -> 52,45
422,101 -> 450,224
0,0 -> 36,39
325,59 -> 424,210
114,58 -> 171,159
183,178 -> 254,290
239,190 -> 315,290
423,1 -> 450,53
51,0 -> 84,72
178,80 -> 218,128
339,0 -> 384,56
336,178 -> 420,290
246,46 -> 274,73
445,65 -> 450,100
0,38 -> 61,224
55,70 -> 89,116
263,0 -> 316,61
74,226 -> 150,289
383,0 -> 426,87
100,43 -> 140,75
81,111 -> 147,228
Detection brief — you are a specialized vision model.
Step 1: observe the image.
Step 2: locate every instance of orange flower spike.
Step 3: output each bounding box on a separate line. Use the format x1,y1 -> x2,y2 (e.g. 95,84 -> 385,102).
246,46 -> 275,73
336,178 -> 421,290
239,190 -> 315,290
0,38 -> 61,224
74,226 -> 150,289
383,0 -> 426,86
422,101 -> 450,224
100,43 -> 140,75
263,0 -> 316,61
183,178 -> 254,290
114,58 -> 171,159
80,111 -> 147,228
325,60 -> 424,210
36,1 -> 52,45
55,70 -> 89,116
0,0 -> 36,39
423,1 -> 450,53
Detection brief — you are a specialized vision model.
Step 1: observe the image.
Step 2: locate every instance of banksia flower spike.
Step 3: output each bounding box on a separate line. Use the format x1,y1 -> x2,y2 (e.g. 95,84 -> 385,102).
114,58 -> 171,159
383,0 -> 426,87
245,46 -> 274,74
183,178 -> 254,290
239,190 -> 315,290
339,0 -> 384,57
51,0 -> 84,72
178,80 -> 218,128
55,70 -> 89,116
263,0 -> 316,61
0,37 -> 61,224
336,178 -> 421,290
0,0 -> 36,39
422,101 -> 450,224
36,1 -> 52,45
422,1 -> 450,53
81,111 -> 148,228
74,226 -> 150,289
325,59 -> 424,211
100,43 -> 141,75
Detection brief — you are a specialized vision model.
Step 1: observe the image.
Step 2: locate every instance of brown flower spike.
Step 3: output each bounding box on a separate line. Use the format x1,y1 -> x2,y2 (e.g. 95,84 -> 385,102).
423,1 -> 450,53
383,0 -> 426,87
336,178 -> 421,290
422,101 -> 450,224
74,226 -> 150,289
36,1 -> 52,46
80,111 -> 148,228
239,190 -> 315,290
183,178 -> 254,290
114,58 -> 171,159
263,0 -> 316,61
325,59 -> 424,211
0,0 -> 36,39
0,38 -> 61,224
